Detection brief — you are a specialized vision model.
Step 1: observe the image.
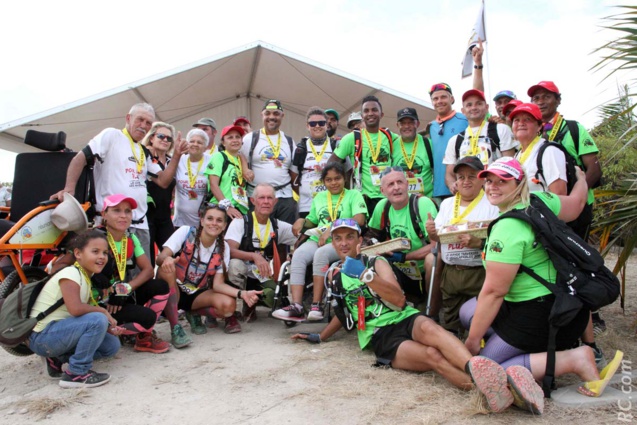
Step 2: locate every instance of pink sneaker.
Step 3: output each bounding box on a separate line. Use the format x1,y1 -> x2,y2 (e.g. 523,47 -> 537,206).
466,356 -> 513,412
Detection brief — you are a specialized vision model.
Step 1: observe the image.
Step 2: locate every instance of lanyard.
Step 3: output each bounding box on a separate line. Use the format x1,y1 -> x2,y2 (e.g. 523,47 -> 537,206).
252,212 -> 271,249
74,262 -> 99,306
518,136 -> 542,165
226,152 -> 243,185
399,137 -> 418,170
262,128 -> 281,159
122,128 -> 145,173
363,130 -> 382,163
327,191 -> 345,222
187,157 -> 204,188
547,114 -> 564,142
309,137 -> 330,163
450,190 -> 484,224
106,232 -> 127,282
466,121 -> 486,156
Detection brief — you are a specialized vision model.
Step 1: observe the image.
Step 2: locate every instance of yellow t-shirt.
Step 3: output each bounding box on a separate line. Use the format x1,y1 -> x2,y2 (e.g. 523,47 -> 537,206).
31,267 -> 91,333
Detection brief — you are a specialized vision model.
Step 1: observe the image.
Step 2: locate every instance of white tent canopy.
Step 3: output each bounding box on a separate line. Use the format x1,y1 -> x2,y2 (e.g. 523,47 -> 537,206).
0,41 -> 435,153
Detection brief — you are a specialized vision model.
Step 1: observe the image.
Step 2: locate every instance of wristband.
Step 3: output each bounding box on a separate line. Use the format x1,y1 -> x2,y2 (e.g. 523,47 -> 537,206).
387,252 -> 406,263
237,290 -> 242,299
300,332 -> 321,344
219,199 -> 232,209
474,65 -> 484,69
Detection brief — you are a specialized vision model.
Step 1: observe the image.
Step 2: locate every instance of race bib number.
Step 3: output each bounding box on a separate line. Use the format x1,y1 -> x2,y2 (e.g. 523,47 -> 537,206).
232,186 -> 249,209
407,177 -> 423,195
394,260 -> 422,280
176,279 -> 200,295
310,180 -> 326,198
371,166 -> 388,187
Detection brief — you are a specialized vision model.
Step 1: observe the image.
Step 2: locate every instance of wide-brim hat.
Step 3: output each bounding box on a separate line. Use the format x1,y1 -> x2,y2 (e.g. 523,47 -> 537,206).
51,193 -> 88,232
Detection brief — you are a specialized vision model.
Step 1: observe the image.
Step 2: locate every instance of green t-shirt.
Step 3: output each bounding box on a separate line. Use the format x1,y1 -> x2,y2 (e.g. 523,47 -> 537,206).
484,192 -> 561,302
306,189 -> 368,242
333,130 -> 395,199
391,135 -> 434,198
204,151 -> 249,214
557,120 -> 599,205
368,197 -> 438,272
340,256 -> 420,350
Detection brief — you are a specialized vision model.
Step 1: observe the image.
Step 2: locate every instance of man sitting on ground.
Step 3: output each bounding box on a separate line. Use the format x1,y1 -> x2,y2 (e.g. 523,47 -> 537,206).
292,219 -> 544,414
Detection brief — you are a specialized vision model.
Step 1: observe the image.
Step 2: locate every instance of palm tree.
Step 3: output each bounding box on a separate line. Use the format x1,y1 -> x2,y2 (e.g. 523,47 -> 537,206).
590,5 -> 637,308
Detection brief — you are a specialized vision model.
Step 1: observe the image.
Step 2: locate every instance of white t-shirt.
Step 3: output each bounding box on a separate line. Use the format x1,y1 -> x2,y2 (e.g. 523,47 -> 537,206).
163,225 -> 230,267
88,128 -> 162,229
173,153 -> 211,227
241,130 -> 297,198
298,138 -> 335,213
225,216 -> 297,279
515,140 -> 567,193
0,186 -> 11,207
443,123 -> 518,166
434,194 -> 499,266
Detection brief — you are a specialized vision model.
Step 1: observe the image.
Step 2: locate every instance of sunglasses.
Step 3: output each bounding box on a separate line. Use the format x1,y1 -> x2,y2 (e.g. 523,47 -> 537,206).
429,83 -> 452,95
379,166 -> 404,178
155,133 -> 174,143
308,120 -> 327,127
332,218 -> 359,227
198,202 -> 228,217
438,121 -> 445,136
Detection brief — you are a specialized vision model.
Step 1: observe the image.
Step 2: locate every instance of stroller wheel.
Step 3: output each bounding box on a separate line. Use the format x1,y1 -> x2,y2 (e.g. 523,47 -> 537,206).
284,320 -> 297,328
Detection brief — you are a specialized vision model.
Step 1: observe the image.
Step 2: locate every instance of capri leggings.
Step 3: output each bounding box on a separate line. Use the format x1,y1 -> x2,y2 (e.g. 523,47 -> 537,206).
459,297 -> 531,370
289,240 -> 339,286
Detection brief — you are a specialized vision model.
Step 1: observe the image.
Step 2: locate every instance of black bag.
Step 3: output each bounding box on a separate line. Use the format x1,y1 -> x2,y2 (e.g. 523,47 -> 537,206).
0,274 -> 64,348
487,194 -> 620,397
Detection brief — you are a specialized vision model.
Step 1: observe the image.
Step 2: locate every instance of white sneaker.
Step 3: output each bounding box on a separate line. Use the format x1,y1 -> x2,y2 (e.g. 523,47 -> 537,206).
307,304 -> 324,321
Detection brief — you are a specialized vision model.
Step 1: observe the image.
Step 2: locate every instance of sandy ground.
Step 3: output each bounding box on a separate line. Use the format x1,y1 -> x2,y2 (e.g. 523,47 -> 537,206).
0,253 -> 636,425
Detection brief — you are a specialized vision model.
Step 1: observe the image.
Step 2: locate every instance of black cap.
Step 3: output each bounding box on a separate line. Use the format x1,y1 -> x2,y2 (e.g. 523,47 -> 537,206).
263,99 -> 283,111
397,107 -> 419,122
453,156 -> 484,173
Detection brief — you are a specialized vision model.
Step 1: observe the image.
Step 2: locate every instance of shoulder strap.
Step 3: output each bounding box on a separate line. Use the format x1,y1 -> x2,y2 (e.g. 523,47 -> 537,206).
219,151 -> 231,179
353,129 -> 362,160
284,135 -> 294,157
248,131 -> 260,169
422,136 -> 434,172
330,137 -> 337,151
379,128 -> 393,152
409,194 -> 427,244
293,138 -> 309,183
239,214 -> 252,252
565,120 -> 580,155
487,121 -> 500,151
454,131 -> 467,159
535,141 -> 576,194
381,200 -> 392,236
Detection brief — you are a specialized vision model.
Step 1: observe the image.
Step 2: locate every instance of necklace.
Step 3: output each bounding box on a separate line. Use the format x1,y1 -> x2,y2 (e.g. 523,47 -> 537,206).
227,152 -> 243,185
122,128 -> 145,173
262,128 -> 281,159
187,157 -> 204,188
363,129 -> 382,163
399,137 -> 418,170
466,121 -> 486,156
106,232 -> 127,282
326,191 -> 345,221
74,261 -> 98,306
518,136 -> 542,165
547,114 -> 564,142
309,137 -> 330,163
252,212 -> 271,249
451,190 -> 484,224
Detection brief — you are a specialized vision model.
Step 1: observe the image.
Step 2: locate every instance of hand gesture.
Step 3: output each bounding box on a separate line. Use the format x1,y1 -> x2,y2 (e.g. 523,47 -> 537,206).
425,212 -> 438,241
472,39 -> 484,66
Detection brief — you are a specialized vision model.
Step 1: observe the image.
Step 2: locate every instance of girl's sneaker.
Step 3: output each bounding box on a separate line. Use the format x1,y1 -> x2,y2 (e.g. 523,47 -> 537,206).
59,370 -> 110,389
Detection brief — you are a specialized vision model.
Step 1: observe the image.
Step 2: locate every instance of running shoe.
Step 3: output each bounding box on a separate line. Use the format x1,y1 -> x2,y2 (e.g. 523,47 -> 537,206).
134,331 -> 170,354
170,324 -> 192,348
272,304 -> 305,321
307,303 -> 324,321
186,313 -> 207,335
506,365 -> 544,414
44,356 -> 63,379
59,370 -> 110,389
224,314 -> 242,334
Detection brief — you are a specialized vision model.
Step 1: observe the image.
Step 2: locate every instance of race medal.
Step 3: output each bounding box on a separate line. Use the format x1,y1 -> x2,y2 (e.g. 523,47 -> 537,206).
407,177 -> 423,195
394,261 -> 422,280
188,189 -> 198,200
370,166 -> 387,187
232,186 -> 248,208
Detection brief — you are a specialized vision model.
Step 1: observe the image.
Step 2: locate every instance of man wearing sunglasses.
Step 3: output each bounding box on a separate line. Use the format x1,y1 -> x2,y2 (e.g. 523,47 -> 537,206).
428,83 -> 468,202
52,103 -> 187,258
329,95 -> 395,214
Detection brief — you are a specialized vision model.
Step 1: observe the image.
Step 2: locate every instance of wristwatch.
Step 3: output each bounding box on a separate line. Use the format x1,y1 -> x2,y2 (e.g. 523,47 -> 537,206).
361,269 -> 375,284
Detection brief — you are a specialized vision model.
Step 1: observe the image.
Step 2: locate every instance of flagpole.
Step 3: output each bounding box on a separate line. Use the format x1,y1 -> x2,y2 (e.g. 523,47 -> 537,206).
483,0 -> 491,97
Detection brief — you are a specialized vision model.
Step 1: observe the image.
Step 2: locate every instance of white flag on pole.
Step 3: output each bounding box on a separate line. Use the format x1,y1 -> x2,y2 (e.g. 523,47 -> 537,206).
461,0 -> 486,78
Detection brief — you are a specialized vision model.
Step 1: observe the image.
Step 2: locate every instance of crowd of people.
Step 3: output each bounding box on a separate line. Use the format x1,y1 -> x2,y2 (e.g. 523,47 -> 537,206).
27,64 -> 623,415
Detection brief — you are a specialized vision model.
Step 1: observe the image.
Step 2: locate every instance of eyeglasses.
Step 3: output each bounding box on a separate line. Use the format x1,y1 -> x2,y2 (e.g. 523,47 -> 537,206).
438,121 -> 445,136
308,120 -> 327,127
379,166 -> 404,178
429,83 -> 452,95
155,134 -> 174,143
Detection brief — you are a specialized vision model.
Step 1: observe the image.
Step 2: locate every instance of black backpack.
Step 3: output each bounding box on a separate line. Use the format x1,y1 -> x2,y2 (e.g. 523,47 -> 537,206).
534,141 -> 578,194
487,194 -> 620,397
0,267 -> 72,348
454,121 -> 501,160
292,137 -> 337,184
379,194 -> 430,246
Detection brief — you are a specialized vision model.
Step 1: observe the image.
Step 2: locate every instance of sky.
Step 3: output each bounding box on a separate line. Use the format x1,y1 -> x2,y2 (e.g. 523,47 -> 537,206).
0,0 -> 631,182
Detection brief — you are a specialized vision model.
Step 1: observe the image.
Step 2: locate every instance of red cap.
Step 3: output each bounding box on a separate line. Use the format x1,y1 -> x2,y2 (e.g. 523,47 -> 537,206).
462,89 -> 486,102
221,125 -> 246,139
103,194 -> 138,212
509,103 -> 543,122
527,81 -> 560,97
477,157 -> 525,182
502,99 -> 523,116
233,116 -> 250,126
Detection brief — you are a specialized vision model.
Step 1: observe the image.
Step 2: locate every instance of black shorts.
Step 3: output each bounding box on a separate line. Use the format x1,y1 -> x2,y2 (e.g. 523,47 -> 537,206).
178,288 -> 208,311
370,312 -> 426,365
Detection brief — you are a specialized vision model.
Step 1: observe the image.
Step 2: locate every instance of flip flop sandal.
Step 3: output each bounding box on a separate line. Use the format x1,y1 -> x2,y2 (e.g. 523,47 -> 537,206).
506,365 -> 544,415
578,350 -> 624,397
466,356 -> 514,412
